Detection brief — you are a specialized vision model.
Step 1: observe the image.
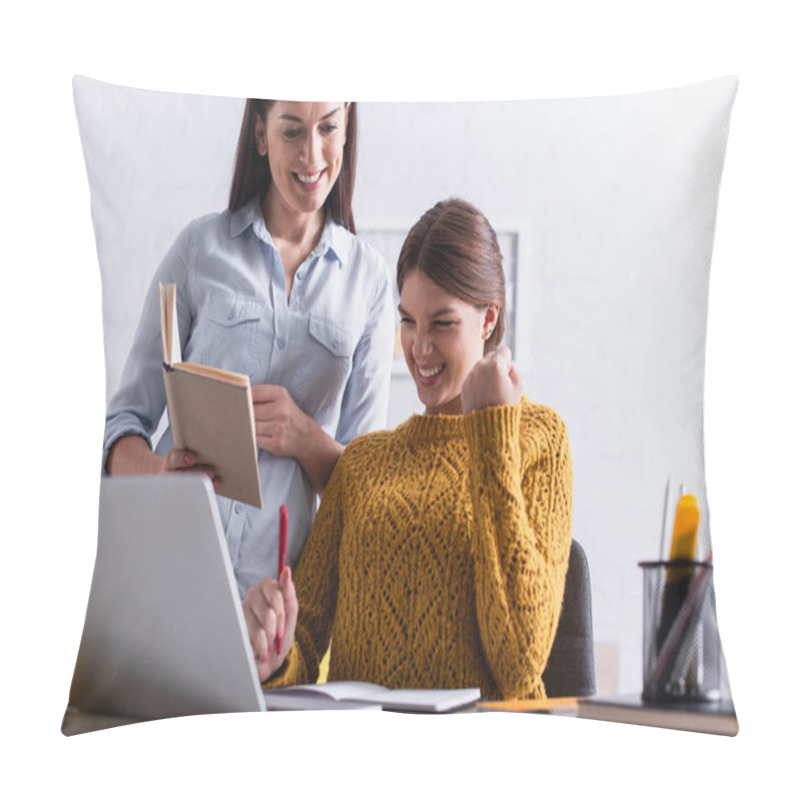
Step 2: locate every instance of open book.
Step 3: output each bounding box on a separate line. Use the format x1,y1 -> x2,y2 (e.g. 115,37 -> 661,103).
159,283 -> 262,508
262,681 -> 481,713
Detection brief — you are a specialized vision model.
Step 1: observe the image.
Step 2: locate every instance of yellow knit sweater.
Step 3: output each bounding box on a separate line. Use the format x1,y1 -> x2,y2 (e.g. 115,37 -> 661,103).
266,397 -> 573,700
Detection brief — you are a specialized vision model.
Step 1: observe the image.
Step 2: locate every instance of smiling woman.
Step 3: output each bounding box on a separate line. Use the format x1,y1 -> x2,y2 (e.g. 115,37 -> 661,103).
398,274 -> 496,415
397,198 -> 508,416
102,97 -> 395,603
230,100 -> 357,232
256,104 -> 349,222
248,198 -> 573,700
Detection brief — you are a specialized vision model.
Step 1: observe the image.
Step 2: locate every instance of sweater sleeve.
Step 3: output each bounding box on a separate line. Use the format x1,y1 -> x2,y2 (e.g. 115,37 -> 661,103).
463,399 -> 573,699
261,455 -> 348,689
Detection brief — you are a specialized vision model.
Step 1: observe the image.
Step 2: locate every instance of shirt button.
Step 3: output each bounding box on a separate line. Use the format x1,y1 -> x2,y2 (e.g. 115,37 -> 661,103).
234,504 -> 242,515
297,272 -> 305,281
227,309 -> 235,321
277,337 -> 286,349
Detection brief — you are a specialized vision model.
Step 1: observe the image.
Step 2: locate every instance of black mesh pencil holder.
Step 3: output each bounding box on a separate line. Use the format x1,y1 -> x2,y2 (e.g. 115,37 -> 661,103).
639,560 -> 720,704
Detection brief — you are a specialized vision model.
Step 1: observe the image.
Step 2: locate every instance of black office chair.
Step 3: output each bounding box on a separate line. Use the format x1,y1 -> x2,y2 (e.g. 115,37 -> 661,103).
541,539 -> 596,698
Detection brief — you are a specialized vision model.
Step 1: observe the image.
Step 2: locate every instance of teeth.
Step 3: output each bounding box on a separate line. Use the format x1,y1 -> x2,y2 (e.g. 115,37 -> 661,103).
296,171 -> 322,184
418,364 -> 444,378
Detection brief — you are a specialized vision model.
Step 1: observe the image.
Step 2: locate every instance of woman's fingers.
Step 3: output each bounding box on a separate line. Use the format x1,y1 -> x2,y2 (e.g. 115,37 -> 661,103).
492,345 -> 512,373
277,567 -> 298,657
244,606 -> 270,662
462,346 -> 522,413
251,384 -> 286,405
243,586 -> 270,660
243,578 -> 286,663
162,449 -> 219,489
253,388 -> 284,452
251,384 -> 313,459
242,569 -> 299,682
163,448 -> 196,470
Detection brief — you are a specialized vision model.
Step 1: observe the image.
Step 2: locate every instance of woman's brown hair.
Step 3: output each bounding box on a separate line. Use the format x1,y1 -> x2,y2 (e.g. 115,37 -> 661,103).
397,198 -> 507,353
228,100 -> 358,234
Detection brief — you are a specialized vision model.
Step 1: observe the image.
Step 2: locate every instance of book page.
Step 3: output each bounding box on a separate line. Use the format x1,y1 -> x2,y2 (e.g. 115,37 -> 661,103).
173,362 -> 250,387
158,282 -> 181,364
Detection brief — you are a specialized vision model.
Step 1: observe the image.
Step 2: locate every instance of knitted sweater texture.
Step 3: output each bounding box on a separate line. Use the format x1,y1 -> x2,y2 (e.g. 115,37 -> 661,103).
267,397 -> 573,700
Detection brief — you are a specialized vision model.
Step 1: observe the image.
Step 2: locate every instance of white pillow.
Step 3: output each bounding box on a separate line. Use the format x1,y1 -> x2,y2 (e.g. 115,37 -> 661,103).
72,74 -> 737,713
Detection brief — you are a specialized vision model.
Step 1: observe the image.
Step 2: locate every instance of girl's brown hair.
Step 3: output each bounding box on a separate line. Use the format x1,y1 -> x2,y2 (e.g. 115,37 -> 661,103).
228,100 -> 358,234
397,198 -> 506,353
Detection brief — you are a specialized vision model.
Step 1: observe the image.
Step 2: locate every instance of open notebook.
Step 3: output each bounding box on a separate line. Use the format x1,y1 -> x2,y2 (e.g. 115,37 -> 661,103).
264,682 -> 480,712
65,475 -> 480,731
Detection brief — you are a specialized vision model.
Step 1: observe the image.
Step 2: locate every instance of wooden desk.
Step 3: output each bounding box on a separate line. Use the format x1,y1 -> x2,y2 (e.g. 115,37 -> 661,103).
476,693 -> 738,736
571,694 -> 738,736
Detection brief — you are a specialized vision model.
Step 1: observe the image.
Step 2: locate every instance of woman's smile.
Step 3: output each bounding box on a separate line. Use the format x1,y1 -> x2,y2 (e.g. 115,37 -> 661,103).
294,169 -> 326,189
416,362 -> 445,385
399,268 -> 497,415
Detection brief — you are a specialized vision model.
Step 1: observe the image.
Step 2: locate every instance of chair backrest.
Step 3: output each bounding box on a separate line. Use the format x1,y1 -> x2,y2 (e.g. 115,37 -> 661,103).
541,539 -> 596,698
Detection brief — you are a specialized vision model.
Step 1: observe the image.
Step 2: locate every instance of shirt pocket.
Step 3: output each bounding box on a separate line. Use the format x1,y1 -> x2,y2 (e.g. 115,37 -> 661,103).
308,315 -> 354,358
193,292 -> 267,377
286,314 -> 356,413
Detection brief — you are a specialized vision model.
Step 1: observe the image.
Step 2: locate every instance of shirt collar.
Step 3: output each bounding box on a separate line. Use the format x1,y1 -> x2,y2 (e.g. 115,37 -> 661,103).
229,197 -> 261,238
229,197 -> 345,269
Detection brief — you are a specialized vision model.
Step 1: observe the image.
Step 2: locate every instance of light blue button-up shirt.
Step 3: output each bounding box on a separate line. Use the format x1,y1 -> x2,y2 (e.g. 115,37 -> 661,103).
103,198 -> 396,599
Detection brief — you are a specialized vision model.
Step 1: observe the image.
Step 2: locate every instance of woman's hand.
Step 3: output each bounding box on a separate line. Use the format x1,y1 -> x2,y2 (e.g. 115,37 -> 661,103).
251,383 -> 344,494
251,384 -> 310,458
461,346 -> 523,415
243,567 -> 299,683
107,434 -> 218,489
161,447 -> 219,489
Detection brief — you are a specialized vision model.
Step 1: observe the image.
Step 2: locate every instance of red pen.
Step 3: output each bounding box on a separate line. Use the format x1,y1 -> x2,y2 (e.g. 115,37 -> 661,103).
277,505 -> 288,655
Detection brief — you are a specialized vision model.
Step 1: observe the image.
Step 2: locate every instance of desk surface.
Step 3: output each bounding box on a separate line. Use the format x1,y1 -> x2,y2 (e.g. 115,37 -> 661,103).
63,693 -> 738,737
571,693 -> 739,736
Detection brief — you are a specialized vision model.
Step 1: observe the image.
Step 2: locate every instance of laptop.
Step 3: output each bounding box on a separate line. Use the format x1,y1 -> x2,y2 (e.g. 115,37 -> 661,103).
66,474 -> 267,724
65,474 -> 477,730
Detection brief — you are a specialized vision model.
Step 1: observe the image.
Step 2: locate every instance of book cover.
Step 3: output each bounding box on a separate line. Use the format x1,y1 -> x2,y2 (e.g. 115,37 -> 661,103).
159,283 -> 262,508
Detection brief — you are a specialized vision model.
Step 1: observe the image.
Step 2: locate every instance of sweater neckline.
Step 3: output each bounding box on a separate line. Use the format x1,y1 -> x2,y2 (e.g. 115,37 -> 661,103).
400,412 -> 465,443
399,397 -> 530,444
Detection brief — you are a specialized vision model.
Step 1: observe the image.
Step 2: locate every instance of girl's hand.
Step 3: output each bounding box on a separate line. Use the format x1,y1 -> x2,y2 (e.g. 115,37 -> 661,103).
242,567 -> 299,682
461,346 -> 523,415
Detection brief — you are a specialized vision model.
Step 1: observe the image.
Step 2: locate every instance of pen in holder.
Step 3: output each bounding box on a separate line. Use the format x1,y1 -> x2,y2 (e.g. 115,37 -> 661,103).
639,559 -> 720,703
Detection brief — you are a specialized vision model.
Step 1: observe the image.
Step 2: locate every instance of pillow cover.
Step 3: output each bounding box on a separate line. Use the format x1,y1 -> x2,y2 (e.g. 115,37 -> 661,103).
68,74 -> 738,730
